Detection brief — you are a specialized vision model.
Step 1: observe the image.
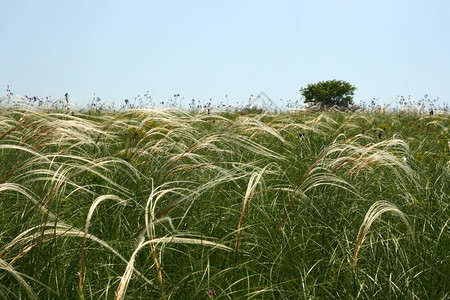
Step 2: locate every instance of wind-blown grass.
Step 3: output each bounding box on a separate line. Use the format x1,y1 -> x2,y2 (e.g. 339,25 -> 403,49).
0,107 -> 448,298
352,200 -> 414,268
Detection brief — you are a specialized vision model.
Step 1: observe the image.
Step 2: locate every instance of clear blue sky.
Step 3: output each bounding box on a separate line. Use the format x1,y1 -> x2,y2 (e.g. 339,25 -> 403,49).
1,0 -> 449,108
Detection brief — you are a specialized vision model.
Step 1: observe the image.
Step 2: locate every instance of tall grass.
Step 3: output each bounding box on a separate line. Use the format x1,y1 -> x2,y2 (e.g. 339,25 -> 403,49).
0,106 -> 448,298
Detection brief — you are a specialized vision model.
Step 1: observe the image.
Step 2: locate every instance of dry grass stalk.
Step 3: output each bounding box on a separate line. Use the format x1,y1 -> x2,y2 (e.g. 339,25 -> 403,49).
352,200 -> 413,268
79,195 -> 126,291
115,236 -> 231,300
0,257 -> 37,299
235,167 -> 267,263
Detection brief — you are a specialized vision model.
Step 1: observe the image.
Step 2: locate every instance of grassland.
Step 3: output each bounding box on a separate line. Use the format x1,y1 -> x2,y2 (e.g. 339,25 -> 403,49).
0,106 -> 448,299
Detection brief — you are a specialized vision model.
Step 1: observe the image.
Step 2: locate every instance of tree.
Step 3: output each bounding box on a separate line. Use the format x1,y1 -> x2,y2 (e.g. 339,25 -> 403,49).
300,79 -> 356,108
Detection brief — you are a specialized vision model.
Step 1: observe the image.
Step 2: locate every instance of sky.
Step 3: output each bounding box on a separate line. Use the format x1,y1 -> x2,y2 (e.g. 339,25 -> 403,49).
1,0 -> 449,109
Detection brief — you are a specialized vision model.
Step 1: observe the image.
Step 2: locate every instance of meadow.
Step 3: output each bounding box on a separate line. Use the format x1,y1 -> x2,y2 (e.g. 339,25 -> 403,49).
0,103 -> 448,299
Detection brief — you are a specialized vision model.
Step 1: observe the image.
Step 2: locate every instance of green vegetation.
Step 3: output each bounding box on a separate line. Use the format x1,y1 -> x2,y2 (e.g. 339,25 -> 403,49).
300,80 -> 356,108
0,106 -> 448,299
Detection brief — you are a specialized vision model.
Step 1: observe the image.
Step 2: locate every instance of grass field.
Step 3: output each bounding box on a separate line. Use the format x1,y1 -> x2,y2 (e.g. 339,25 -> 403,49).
0,105 -> 448,299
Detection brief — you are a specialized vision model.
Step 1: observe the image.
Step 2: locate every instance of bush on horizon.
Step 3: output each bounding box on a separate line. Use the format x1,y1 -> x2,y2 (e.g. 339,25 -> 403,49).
300,79 -> 356,108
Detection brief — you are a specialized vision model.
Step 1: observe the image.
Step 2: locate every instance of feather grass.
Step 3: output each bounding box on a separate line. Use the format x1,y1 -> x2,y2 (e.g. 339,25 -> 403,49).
352,200 -> 414,268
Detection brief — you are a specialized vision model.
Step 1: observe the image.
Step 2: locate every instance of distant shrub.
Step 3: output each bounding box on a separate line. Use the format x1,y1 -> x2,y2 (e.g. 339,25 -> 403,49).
300,79 -> 356,108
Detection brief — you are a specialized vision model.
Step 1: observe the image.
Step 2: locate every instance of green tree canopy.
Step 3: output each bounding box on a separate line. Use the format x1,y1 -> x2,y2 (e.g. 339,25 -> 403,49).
300,80 -> 356,107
